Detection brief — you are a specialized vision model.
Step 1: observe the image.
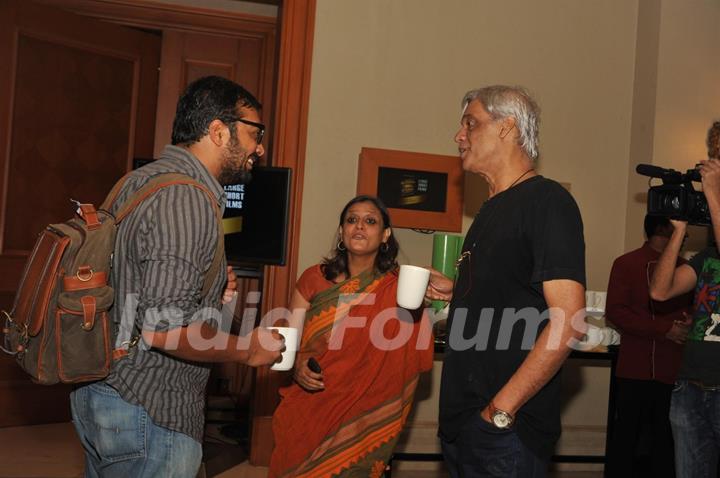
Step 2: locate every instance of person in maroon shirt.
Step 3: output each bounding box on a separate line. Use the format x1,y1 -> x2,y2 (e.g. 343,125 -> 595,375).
605,215 -> 693,477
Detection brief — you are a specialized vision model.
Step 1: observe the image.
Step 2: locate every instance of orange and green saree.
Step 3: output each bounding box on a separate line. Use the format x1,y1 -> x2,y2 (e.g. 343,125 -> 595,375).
269,268 -> 433,478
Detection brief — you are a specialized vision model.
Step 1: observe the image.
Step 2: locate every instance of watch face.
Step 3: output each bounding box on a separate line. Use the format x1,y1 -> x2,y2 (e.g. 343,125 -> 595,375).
492,411 -> 512,429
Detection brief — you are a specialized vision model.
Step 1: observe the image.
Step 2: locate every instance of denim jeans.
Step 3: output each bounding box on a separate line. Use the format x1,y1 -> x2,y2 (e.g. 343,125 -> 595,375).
669,380 -> 720,478
441,412 -> 548,478
70,382 -> 202,478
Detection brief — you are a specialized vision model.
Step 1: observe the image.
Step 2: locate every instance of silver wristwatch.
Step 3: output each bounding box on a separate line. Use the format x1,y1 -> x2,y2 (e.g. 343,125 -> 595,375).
489,401 -> 514,429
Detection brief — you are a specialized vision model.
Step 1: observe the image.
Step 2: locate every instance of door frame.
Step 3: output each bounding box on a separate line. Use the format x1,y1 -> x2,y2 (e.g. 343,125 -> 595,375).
249,0 -> 316,464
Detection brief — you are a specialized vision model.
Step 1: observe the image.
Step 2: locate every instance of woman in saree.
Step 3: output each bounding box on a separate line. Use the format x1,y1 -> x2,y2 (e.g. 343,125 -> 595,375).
269,195 -> 434,478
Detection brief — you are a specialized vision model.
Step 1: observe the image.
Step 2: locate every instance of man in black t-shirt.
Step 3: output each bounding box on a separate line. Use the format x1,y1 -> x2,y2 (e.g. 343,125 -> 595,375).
649,120 -> 720,478
426,86 -> 586,477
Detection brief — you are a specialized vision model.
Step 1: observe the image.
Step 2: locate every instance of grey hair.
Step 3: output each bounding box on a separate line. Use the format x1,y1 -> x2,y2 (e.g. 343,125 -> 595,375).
462,85 -> 540,161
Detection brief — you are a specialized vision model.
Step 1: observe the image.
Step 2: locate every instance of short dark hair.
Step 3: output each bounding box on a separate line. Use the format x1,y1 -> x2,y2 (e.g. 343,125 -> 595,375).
321,195 -> 399,281
171,76 -> 261,146
644,214 -> 671,239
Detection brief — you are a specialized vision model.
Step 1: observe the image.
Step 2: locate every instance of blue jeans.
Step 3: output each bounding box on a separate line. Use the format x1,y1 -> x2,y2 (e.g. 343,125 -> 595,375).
669,380 -> 720,478
70,382 -> 202,478
441,412 -> 547,478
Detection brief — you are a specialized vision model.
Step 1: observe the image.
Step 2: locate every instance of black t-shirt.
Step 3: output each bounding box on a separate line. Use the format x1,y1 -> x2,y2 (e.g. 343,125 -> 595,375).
439,175 -> 586,459
681,247 -> 720,384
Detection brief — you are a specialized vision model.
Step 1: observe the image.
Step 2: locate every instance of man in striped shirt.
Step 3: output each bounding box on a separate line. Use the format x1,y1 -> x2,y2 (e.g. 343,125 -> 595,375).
70,76 -> 284,477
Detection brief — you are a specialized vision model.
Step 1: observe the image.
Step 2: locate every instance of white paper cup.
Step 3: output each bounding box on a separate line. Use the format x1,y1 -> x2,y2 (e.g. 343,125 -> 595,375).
268,326 -> 299,371
397,265 -> 431,309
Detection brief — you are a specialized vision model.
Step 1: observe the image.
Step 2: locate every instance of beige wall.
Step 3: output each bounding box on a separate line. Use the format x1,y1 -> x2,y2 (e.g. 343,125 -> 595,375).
625,0 -> 720,252
301,0 -> 639,289
624,0 -> 662,251
654,0 -> 720,172
650,0 -> 720,251
300,0 -> 720,300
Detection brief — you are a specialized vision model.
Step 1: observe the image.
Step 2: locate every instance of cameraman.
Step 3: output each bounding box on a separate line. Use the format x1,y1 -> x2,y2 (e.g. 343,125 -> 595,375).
649,120 -> 720,478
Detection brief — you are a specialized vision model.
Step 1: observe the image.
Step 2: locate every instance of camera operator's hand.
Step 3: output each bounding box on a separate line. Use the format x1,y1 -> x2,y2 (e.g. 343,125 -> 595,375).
669,219 -> 688,231
699,159 -> 720,252
699,158 -> 720,199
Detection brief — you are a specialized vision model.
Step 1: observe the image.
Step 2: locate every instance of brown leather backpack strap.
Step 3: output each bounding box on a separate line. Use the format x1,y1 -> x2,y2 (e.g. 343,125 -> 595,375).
202,204 -> 225,297
114,172 -> 225,298
77,204 -> 101,229
100,172 -> 133,212
113,173 -> 209,222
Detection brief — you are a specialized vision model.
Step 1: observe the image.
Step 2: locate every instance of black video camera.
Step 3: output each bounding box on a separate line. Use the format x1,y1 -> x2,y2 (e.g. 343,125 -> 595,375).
636,163 -> 710,226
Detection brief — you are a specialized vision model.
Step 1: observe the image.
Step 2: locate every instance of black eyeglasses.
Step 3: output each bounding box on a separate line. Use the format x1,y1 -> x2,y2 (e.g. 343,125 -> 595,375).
232,118 -> 265,144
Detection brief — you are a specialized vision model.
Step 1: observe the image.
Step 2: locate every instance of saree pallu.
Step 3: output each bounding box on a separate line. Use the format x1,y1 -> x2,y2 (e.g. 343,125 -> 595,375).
269,269 -> 434,478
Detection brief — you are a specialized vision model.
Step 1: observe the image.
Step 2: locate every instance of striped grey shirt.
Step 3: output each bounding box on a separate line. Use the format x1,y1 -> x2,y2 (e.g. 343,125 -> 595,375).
105,145 -> 227,442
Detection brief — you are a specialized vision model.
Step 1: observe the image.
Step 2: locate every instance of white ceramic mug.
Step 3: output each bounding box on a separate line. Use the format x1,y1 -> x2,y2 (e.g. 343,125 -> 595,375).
585,290 -> 607,316
578,325 -> 605,350
267,326 -> 299,371
601,327 -> 620,346
397,265 -> 431,309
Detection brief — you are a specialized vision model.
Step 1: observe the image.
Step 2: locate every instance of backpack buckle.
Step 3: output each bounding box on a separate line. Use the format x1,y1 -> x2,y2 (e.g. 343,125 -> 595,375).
1,311 -> 28,356
120,334 -> 141,349
76,266 -> 94,282
114,334 -> 141,362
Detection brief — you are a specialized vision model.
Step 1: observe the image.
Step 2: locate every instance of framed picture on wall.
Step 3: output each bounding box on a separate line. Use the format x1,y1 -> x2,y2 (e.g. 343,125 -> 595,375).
356,147 -> 464,232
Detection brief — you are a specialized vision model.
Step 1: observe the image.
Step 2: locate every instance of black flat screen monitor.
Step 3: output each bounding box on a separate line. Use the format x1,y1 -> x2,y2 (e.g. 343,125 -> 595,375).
223,167 -> 291,266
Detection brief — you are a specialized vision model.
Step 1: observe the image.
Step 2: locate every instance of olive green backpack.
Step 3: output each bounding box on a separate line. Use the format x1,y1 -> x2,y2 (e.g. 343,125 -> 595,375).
1,173 -> 224,385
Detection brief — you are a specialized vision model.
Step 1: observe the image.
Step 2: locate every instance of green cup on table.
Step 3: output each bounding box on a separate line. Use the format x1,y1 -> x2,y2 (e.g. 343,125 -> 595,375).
431,233 -> 463,312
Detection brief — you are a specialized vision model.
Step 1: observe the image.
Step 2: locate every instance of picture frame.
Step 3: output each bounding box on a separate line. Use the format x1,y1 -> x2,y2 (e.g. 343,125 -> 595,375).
356,147 -> 464,232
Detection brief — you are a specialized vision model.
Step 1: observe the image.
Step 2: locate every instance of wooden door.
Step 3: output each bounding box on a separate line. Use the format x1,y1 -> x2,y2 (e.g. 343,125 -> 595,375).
0,0 -> 160,427
154,30 -> 277,158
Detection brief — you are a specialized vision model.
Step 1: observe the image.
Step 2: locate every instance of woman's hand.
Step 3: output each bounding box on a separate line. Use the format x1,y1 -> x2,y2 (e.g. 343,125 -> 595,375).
294,358 -> 325,391
425,268 -> 453,302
